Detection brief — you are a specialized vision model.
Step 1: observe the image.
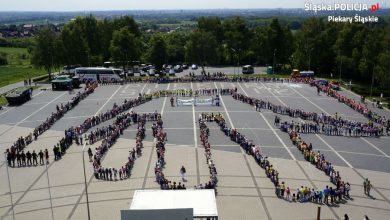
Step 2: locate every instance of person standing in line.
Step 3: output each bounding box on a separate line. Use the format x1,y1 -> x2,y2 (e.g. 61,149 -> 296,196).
365,179 -> 373,197
38,150 -> 44,165
32,150 -> 38,166
88,147 -> 93,162
44,149 -> 49,164
180,165 -> 186,181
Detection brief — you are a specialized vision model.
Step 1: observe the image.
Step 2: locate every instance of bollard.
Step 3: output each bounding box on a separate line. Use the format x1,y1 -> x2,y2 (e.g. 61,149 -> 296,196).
317,206 -> 321,220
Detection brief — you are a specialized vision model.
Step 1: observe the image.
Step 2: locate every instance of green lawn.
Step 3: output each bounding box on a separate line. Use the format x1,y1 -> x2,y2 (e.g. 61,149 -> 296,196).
0,47 -> 45,88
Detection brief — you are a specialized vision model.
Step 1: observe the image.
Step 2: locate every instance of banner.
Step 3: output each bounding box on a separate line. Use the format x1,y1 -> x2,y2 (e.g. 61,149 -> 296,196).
177,99 -> 194,106
177,98 -> 214,106
195,98 -> 213,106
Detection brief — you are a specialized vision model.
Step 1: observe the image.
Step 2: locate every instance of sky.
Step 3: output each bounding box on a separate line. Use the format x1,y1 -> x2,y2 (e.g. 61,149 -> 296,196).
0,0 -> 387,11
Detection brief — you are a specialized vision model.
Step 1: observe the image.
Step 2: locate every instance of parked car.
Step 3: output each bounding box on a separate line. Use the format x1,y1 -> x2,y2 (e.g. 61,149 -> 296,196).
191,64 -> 198,70
169,68 -> 175,76
182,64 -> 189,70
174,65 -> 183,73
149,69 -> 156,76
330,81 -> 340,90
140,70 -> 147,76
316,79 -> 329,86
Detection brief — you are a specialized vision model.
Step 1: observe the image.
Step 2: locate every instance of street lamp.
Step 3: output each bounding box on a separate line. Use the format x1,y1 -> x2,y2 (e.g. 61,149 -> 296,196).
4,153 -> 15,220
230,48 -> 237,78
273,49 -> 277,75
82,138 -> 91,220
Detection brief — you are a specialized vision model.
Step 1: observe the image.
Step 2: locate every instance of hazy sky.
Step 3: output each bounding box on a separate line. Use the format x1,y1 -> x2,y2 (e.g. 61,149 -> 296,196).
0,0 -> 387,11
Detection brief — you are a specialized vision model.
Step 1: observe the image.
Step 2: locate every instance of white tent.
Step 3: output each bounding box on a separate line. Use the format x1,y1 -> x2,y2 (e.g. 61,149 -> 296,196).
130,189 -> 218,219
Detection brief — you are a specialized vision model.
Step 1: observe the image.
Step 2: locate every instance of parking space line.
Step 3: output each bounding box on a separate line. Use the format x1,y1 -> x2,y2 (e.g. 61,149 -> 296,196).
0,107 -> 13,117
94,86 -> 122,116
290,87 -> 390,159
65,84 -> 144,220
215,82 -> 272,220
243,82 -> 341,219
142,83 -> 168,189
191,82 -> 201,185
0,92 -> 67,137
329,149 -> 389,158
259,81 -> 353,168
315,136 -> 353,168
361,138 -> 390,158
237,82 -> 296,161
288,86 -> 390,204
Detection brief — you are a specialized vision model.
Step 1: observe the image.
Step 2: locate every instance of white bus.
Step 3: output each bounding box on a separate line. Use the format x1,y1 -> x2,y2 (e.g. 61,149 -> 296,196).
242,65 -> 254,74
75,67 -> 123,82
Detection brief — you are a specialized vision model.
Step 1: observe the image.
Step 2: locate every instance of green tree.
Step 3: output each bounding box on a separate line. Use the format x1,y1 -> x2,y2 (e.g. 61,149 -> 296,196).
165,32 -> 187,64
185,30 -> 218,72
110,28 -> 140,71
112,16 -> 141,37
376,27 -> 390,87
198,17 -> 224,43
31,28 -> 56,80
148,33 -> 167,71
60,24 -> 89,66
223,17 -> 251,65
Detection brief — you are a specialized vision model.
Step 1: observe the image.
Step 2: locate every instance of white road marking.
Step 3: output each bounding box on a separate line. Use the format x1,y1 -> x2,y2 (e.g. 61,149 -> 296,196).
361,138 -> 390,159
237,82 -> 297,161
316,135 -> 353,168
32,90 -> 44,97
190,82 -> 199,185
94,86 -> 122,116
260,81 -> 354,168
290,86 -> 390,160
1,92 -> 67,136
0,107 -> 13,117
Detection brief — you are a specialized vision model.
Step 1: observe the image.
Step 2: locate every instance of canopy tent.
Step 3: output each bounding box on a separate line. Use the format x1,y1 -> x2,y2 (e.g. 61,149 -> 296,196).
129,189 -> 218,219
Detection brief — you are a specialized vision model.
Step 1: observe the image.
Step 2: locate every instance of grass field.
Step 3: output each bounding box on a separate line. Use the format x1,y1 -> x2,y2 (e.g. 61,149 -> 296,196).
0,47 -> 45,88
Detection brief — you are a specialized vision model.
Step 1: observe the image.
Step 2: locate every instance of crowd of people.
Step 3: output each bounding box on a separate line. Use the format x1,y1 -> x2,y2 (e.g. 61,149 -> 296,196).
311,80 -> 389,128
93,112 -> 154,181
5,91 -> 152,168
96,74 -> 315,85
201,112 -> 352,204
5,148 -> 49,167
201,113 -> 285,197
9,82 -> 98,154
198,118 -> 218,191
278,119 -> 382,137
152,88 -> 233,98
33,82 -> 98,140
232,92 -> 386,137
277,123 -> 352,202
153,117 -> 187,189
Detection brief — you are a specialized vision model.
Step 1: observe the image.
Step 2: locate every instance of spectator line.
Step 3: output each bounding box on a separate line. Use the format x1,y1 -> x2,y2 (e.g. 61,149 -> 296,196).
289,86 -> 390,159
215,82 -> 272,220
141,83 -> 169,189
237,82 -> 296,161
288,86 -> 390,204
65,84 -> 140,220
258,81 -> 353,168
0,92 -> 67,137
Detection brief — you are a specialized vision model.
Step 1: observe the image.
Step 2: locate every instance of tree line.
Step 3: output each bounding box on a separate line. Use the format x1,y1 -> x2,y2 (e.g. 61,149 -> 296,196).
31,15 -> 389,86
